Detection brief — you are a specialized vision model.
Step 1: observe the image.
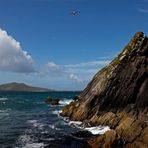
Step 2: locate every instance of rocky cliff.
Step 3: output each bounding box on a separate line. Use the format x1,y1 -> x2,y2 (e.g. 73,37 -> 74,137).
61,32 -> 148,148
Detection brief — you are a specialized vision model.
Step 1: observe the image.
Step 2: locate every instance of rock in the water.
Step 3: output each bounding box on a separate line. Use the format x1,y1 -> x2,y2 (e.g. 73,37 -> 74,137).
73,95 -> 80,101
45,97 -> 60,105
60,32 -> 148,148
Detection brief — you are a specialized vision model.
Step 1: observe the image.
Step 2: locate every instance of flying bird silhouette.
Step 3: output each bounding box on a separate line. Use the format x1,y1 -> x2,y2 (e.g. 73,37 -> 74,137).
70,11 -> 80,16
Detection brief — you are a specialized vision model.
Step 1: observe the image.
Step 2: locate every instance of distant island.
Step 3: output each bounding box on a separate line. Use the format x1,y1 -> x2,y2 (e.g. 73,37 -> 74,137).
0,82 -> 51,92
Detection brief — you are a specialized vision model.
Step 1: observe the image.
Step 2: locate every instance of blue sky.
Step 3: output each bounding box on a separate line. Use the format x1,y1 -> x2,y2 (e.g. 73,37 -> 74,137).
0,0 -> 148,90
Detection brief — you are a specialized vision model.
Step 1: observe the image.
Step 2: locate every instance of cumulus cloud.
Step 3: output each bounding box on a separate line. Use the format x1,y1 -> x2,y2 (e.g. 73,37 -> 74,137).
0,28 -> 35,73
40,60 -> 110,83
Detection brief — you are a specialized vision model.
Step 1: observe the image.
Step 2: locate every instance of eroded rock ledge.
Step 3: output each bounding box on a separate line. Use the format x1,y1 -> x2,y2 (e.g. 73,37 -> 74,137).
60,32 -> 148,148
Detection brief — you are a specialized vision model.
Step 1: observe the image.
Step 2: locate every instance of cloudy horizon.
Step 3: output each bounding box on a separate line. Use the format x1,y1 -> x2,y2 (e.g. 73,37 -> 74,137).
0,0 -> 147,90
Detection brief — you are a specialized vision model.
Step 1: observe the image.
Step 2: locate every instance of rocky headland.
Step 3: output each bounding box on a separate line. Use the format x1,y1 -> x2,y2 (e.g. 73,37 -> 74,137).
61,32 -> 148,148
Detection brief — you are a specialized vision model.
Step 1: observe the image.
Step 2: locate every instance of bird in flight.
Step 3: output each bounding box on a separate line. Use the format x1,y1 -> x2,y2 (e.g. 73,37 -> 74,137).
70,11 -> 80,16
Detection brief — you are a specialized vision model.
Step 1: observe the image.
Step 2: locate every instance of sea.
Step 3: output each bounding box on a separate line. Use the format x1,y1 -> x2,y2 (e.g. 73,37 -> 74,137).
0,91 -> 110,148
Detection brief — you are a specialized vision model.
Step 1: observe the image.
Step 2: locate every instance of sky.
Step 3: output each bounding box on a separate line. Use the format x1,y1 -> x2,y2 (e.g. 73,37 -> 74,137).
0,0 -> 148,90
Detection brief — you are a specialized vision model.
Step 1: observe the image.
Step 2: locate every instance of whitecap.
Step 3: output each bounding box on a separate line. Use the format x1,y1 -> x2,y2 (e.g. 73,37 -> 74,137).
52,110 -> 62,115
52,110 -> 59,115
69,121 -> 82,126
67,119 -> 110,135
27,120 -> 37,124
59,99 -> 72,105
49,124 -> 56,129
49,124 -> 61,130
18,135 -> 32,144
22,143 -> 44,148
84,126 -> 110,135
16,134 -> 45,148
27,120 -> 45,130
41,131 -> 48,134
0,97 -> 8,101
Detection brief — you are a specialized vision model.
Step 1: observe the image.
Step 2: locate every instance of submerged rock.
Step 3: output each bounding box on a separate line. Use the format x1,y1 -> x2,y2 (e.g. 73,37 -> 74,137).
61,32 -> 148,147
45,97 -> 60,105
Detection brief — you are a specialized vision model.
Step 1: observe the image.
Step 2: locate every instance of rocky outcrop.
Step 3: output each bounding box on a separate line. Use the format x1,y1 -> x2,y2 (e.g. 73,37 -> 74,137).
61,32 -> 148,147
45,97 -> 60,105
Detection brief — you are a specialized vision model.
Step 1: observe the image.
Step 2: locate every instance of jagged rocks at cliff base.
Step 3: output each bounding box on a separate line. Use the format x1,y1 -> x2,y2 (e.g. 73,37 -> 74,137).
45,97 -> 60,105
60,32 -> 148,147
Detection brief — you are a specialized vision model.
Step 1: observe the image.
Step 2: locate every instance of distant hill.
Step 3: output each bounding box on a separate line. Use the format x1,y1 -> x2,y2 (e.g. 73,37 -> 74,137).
0,82 -> 52,92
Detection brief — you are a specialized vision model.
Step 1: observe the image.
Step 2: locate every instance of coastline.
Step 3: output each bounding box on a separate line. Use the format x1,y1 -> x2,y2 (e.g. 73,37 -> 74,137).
60,32 -> 148,148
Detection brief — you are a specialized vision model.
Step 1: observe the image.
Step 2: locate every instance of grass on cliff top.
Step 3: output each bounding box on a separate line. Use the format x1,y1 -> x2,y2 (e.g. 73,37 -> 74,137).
94,32 -> 144,79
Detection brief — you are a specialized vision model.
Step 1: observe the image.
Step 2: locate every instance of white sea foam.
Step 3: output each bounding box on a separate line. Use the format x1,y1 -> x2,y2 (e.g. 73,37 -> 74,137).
68,120 -> 110,135
52,110 -> 59,115
69,121 -> 82,126
27,120 -> 44,130
59,99 -> 72,105
52,110 -> 62,115
49,124 -> 56,129
18,135 -> 32,145
27,120 -> 37,124
17,134 -> 45,148
84,126 -> 110,135
41,131 -> 48,134
22,143 -> 44,148
0,97 -> 8,101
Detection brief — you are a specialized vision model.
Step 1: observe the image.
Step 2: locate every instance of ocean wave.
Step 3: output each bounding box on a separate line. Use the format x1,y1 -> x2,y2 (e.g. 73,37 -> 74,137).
59,99 -> 73,105
49,124 -> 61,130
0,97 -> 8,101
69,121 -> 82,127
16,135 -> 45,148
0,108 -> 11,112
84,126 -> 110,135
52,110 -> 62,115
22,143 -> 44,148
27,120 -> 45,130
0,109 -> 11,116
67,120 -> 110,135
41,131 -> 49,134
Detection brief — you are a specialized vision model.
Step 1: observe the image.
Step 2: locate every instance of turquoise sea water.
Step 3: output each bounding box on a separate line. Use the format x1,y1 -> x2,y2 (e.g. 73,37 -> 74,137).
0,91 -> 87,148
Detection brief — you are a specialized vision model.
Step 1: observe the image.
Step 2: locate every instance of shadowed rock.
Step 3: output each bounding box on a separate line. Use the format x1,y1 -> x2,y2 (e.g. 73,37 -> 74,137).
45,97 -> 60,105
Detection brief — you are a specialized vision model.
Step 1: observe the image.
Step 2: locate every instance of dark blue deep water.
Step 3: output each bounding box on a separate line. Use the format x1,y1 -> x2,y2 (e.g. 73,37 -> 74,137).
0,91 -> 90,148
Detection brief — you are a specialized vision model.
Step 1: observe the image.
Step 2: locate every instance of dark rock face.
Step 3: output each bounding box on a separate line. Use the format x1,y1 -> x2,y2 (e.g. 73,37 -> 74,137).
61,32 -> 148,147
45,97 -> 60,105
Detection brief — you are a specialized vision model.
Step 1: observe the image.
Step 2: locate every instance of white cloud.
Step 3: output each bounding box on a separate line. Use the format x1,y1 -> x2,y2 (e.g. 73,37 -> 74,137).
138,8 -> 148,13
65,60 -> 110,69
0,28 -> 34,73
40,60 -> 110,83
40,61 -> 66,77
69,73 -> 83,83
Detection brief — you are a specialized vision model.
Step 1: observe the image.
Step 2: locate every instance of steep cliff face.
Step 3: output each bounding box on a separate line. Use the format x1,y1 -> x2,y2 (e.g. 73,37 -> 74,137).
61,32 -> 148,148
